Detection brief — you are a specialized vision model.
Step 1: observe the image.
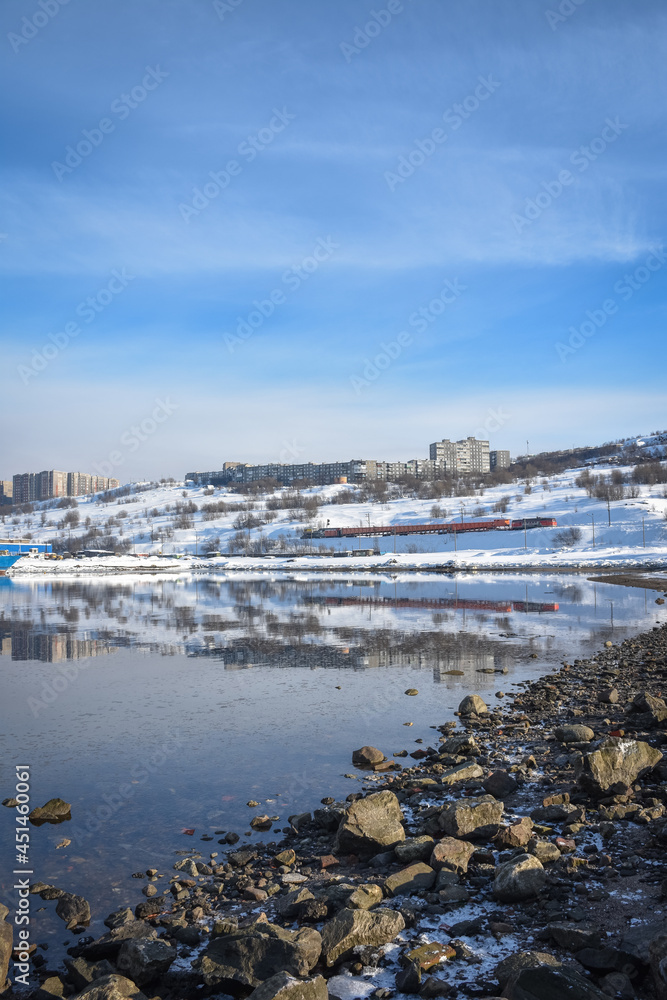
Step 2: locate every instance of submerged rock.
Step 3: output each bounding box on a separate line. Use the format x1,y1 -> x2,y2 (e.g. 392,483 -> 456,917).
29,798 -> 72,825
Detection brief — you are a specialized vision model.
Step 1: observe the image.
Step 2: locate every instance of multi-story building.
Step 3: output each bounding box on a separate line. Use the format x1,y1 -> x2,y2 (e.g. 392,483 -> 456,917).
429,437 -> 491,474
11,470 -> 120,504
0,481 -> 13,505
490,450 -> 511,471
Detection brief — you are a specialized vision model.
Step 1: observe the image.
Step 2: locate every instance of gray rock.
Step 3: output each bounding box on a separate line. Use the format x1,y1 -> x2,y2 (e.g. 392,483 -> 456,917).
103,909 -> 135,930
352,746 -> 385,765
439,734 -> 479,756
430,836 -> 476,873
495,951 -> 562,990
65,958 -> 117,991
504,964 -> 608,999
384,863 -> 435,896
334,791 -> 405,856
458,694 -> 488,716
81,922 -> 158,961
548,921 -> 601,951
483,770 -> 518,798
248,972 -> 328,1000
576,738 -> 663,795
649,933 -> 667,1000
395,836 -> 435,863
439,795 -> 504,839
173,857 -> 199,877
346,884 -> 384,910
29,798 -> 72,824
620,919 -> 667,965
116,938 -> 176,986
493,854 -> 546,902
321,907 -> 404,966
276,888 -> 315,919
0,910 -> 11,994
494,817 -> 533,849
439,762 -> 484,785
196,922 -> 321,987
70,975 -> 148,1000
56,893 -> 91,929
554,724 -> 594,744
528,840 -> 561,863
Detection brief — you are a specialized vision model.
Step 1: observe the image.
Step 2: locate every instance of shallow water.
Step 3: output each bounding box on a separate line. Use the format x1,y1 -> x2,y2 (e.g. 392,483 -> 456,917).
0,570 -> 663,971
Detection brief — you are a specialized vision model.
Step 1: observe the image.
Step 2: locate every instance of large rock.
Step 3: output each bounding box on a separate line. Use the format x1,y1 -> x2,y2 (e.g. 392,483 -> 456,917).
493,854 -> 546,902
495,952 -> 562,990
321,907 -> 405,966
548,922 -> 601,951
56,893 -> 91,930
384,863 -> 435,896
0,907 -> 11,995
81,923 -> 158,961
439,795 -> 504,839
116,939 -> 175,985
65,958 -> 117,991
70,975 -> 148,1000
395,836 -> 434,863
196,923 -> 321,988
483,770 -> 518,798
576,738 -> 663,795
248,972 -> 328,1000
554,724 -> 594,743
352,746 -> 384,766
649,933 -> 667,1000
334,791 -> 405,856
430,837 -> 476,873
439,762 -> 484,785
504,964 -> 608,999
458,694 -> 487,716
29,798 -> 72,824
346,884 -> 384,910
276,888 -> 315,919
494,817 -> 533,849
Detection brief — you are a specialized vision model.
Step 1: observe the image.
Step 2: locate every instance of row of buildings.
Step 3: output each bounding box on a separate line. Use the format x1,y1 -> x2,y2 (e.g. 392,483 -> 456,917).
186,437 -> 512,488
5,470 -> 120,505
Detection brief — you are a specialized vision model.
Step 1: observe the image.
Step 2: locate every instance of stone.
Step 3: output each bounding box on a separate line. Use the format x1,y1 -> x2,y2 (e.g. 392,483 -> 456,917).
277,888 -> 315,919
430,837 -> 476,873
504,964 -> 608,999
395,836 -> 435,863
493,854 -> 546,902
620,919 -> 667,965
405,689 -> 419,696
494,817 -> 533,849
103,909 -> 135,930
528,840 -> 561,863
649,933 -> 667,1000
419,976 -> 454,997
384,863 -> 436,896
65,958 -> 117,991
495,952 -> 562,991
196,922 -> 321,987
36,976 -> 66,998
321,907 -> 404,966
439,762 -> 484,785
173,857 -> 199,877
395,958 -> 421,992
598,688 -> 619,704
438,885 -> 470,905
406,942 -> 456,970
576,738 -> 663,795
334,791 -> 405,856
548,922 -> 601,951
81,922 -> 158,961
70,975 -> 148,1000
352,746 -> 385,766
116,938 -> 175,985
439,734 -> 479,756
554,724 -> 595,743
55,893 -> 91,929
29,798 -> 72,824
458,694 -> 487,716
0,912 -> 11,995
439,795 -> 504,839
483,770 -> 518,798
634,691 -> 667,718
247,972 -> 328,1000
347,884 -> 384,910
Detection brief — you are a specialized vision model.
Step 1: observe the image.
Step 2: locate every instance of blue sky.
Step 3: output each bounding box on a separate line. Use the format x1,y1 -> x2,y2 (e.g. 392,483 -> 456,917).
1,0 -> 666,480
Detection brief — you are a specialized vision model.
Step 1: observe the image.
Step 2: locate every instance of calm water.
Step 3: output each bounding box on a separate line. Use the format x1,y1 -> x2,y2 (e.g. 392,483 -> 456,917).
0,570 -> 663,968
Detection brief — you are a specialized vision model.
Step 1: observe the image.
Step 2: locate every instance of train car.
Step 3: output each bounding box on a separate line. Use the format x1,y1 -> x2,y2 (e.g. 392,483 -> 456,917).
510,517 -> 558,530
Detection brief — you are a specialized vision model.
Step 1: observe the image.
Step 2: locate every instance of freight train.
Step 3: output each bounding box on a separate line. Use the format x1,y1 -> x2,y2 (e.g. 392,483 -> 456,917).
303,516 -> 557,539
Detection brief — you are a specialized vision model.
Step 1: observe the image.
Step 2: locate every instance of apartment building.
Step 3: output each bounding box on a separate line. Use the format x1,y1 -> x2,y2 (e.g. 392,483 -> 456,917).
429,437 -> 491,473
11,470 -> 120,503
490,449 -> 511,470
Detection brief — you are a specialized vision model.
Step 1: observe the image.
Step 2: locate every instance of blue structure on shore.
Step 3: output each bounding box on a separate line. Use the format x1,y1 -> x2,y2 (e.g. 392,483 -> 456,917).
0,539 -> 52,575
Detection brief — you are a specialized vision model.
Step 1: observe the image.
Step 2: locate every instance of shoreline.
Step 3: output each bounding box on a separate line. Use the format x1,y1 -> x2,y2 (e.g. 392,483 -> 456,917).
6,607 -> 667,999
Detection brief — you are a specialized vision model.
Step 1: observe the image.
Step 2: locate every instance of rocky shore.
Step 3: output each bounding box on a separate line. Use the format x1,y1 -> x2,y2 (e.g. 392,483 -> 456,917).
4,611 -> 667,1000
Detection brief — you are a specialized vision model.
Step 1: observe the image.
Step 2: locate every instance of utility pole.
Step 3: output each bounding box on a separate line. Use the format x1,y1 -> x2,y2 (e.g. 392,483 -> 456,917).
524,520 -> 527,551
642,515 -> 646,548
607,497 -> 611,526
589,513 -> 595,549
